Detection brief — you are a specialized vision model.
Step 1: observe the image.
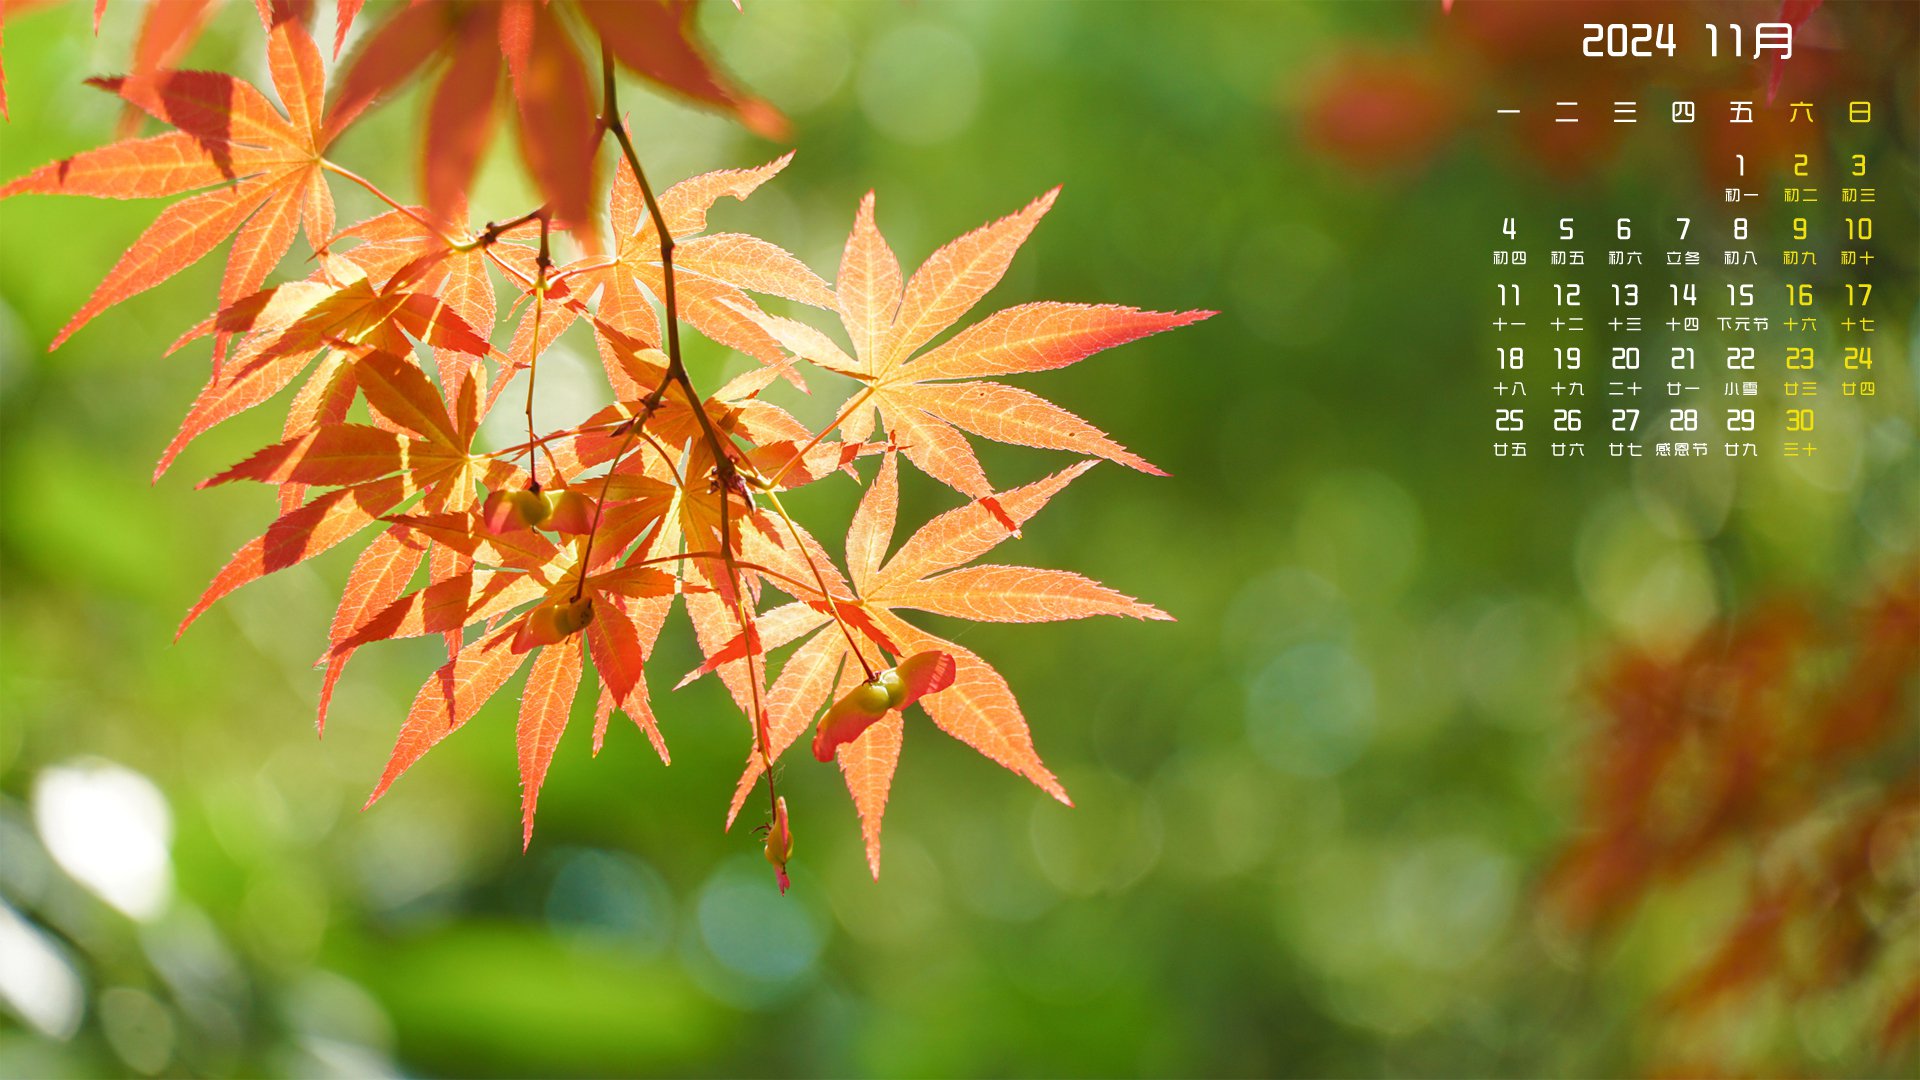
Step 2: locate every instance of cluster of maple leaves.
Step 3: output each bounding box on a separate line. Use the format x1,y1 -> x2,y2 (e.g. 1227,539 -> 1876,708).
2,1 -> 1210,890
1546,575 -> 1920,1068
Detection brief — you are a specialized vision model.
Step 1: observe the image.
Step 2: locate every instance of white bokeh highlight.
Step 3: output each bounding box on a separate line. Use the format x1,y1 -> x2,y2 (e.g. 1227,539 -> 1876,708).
33,759 -> 175,921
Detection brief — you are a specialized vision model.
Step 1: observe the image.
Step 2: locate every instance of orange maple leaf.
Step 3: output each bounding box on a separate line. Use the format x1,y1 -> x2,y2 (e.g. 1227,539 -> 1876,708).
156,255 -> 489,480
556,148 -> 825,380
331,204 -> 508,397
751,190 -> 1215,506
717,452 -> 1170,875
178,347 -> 507,642
2,15 -> 337,352
516,153 -> 835,399
353,510 -> 680,835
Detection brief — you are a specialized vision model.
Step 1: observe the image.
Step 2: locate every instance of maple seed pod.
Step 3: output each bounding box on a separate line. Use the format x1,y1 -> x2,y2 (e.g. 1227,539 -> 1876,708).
483,488 -> 550,533
812,685 -> 890,763
875,668 -> 907,709
764,796 -> 794,894
853,680 -> 893,714
527,596 -> 595,645
554,596 -> 595,635
542,490 -> 596,534
524,605 -> 565,646
811,651 -> 959,762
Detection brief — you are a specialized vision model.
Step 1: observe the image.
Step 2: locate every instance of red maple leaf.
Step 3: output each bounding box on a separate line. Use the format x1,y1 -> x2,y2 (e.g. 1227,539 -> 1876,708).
327,0 -> 784,231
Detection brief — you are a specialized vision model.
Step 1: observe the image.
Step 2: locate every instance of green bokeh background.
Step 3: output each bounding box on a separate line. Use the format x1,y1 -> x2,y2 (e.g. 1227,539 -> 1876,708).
1,1 -> 1915,1076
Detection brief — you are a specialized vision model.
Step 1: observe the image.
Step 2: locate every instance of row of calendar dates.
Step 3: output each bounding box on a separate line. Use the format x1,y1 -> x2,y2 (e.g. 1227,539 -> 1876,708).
1495,344 -> 1875,370
1496,281 -> 1876,306
1492,406 -> 1832,434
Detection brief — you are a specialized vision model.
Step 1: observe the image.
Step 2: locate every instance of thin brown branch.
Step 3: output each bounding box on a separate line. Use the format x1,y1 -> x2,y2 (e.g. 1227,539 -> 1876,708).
524,211 -> 556,488
598,42 -> 782,825
321,161 -> 458,246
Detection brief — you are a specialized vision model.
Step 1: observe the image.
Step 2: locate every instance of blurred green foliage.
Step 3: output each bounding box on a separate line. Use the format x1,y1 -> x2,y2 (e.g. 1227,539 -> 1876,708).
0,1 -> 1914,1077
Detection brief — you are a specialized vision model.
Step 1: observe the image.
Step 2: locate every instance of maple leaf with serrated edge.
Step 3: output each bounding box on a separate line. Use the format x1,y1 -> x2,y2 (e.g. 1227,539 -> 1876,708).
331,204 -> 511,399
2,15 -> 337,355
212,238 -> 512,686
704,452 -> 1169,877
749,190 -> 1214,511
315,443 -> 676,748
179,348 -> 507,648
517,639 -> 584,848
157,254 -> 490,480
299,367 -> 682,785
498,367 -> 850,791
533,152 -> 834,397
526,346 -> 876,775
350,500 -> 680,837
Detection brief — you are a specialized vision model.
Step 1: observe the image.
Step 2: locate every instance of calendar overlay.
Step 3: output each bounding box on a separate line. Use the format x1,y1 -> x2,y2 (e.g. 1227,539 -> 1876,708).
1484,21 -> 1908,462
